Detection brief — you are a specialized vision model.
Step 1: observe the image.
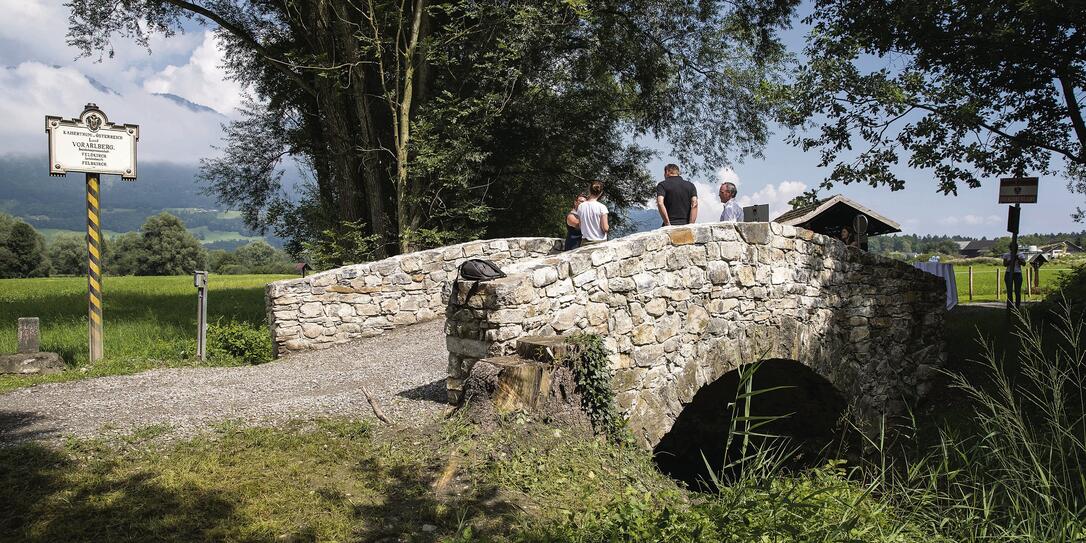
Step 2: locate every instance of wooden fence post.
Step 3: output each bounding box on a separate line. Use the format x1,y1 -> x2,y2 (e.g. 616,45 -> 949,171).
968,266 -> 974,301
996,269 -> 1001,299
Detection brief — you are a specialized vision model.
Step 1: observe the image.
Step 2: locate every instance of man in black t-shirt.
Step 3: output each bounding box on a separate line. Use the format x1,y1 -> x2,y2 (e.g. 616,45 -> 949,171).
655,163 -> 698,226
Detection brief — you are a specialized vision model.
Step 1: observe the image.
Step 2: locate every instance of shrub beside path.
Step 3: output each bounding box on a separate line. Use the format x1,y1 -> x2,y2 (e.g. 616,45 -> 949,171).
0,320 -> 449,443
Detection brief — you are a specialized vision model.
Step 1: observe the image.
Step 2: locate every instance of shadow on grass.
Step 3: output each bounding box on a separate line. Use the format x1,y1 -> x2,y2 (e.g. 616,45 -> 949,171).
0,408 -> 242,543
351,454 -> 518,541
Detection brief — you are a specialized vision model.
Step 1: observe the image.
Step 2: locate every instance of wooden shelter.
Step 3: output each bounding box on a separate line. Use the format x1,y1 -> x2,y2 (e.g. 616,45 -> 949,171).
774,195 -> 901,240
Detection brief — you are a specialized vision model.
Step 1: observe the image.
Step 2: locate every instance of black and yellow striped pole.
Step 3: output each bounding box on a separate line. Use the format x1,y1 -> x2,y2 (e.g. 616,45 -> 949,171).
47,103 -> 138,363
86,173 -> 104,362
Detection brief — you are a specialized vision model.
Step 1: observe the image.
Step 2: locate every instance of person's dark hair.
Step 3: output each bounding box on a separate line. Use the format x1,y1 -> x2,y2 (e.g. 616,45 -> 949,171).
589,181 -> 604,197
664,163 -> 680,175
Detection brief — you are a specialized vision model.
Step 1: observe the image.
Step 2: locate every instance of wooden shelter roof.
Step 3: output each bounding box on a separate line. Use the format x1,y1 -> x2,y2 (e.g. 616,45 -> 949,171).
774,195 -> 901,237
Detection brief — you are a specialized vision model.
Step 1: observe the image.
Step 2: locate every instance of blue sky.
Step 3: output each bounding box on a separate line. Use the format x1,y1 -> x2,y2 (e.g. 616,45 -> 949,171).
1,0 -> 1079,238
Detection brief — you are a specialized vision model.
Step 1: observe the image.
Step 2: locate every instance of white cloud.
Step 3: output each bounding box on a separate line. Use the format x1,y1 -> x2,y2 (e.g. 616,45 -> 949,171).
736,181 -> 808,219
687,167 -> 807,222
143,32 -> 245,116
0,0 -> 202,72
0,62 -> 227,161
938,214 -> 1001,226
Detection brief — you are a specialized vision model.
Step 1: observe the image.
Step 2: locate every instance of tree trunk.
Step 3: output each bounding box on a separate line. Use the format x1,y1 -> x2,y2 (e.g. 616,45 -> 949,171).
395,0 -> 429,254
332,1 -> 394,255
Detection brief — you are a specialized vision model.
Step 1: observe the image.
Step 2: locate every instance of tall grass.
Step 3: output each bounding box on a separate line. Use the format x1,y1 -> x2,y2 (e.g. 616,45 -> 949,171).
867,301 -> 1086,541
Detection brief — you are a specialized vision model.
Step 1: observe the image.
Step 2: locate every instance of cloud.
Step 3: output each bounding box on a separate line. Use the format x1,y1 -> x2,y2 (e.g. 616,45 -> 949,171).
736,181 -> 808,219
688,168 -> 808,222
0,0 -> 202,72
143,32 -> 245,116
938,214 -> 1001,226
0,62 -> 227,161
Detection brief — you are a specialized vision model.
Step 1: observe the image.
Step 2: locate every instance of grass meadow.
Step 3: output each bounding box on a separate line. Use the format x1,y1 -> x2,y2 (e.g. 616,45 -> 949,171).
0,274 -> 291,393
951,263 -> 1072,303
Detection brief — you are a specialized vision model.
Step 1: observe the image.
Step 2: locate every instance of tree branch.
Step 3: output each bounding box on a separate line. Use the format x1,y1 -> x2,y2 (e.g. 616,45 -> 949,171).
162,0 -> 317,97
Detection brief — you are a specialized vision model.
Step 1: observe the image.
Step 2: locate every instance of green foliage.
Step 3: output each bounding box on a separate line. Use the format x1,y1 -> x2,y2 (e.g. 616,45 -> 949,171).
0,213 -> 50,278
134,212 -> 207,275
301,219 -> 381,271
207,319 -> 272,364
48,234 -> 86,275
564,333 -> 626,442
783,0 -> 1086,203
1048,262 -> 1086,309
105,232 -> 142,276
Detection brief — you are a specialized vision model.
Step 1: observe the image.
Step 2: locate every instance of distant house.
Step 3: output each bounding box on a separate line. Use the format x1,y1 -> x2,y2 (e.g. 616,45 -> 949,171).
955,241 -> 971,251
774,195 -> 901,239
959,240 -> 997,258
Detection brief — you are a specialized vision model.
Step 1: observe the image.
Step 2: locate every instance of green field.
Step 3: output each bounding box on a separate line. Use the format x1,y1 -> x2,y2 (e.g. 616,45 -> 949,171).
0,274 -> 291,392
950,264 -> 1072,303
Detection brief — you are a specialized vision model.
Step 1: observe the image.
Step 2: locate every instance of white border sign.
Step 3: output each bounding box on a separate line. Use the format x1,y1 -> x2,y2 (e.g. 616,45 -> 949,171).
46,105 -> 139,180
998,177 -> 1038,204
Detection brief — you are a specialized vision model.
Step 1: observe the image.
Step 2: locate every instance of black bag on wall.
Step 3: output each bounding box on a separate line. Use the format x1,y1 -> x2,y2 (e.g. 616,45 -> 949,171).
453,258 -> 506,305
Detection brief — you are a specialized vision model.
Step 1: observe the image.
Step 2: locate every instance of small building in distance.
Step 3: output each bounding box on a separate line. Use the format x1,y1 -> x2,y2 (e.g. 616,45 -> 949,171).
774,194 -> 901,242
1040,241 -> 1085,258
958,239 -> 997,258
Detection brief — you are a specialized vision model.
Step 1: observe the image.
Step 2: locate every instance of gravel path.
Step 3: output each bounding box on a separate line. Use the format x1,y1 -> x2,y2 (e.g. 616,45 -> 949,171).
0,320 -> 450,444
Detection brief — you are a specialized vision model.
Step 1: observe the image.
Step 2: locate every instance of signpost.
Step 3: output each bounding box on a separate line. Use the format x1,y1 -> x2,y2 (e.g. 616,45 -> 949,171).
46,104 -> 139,362
998,177 -> 1038,309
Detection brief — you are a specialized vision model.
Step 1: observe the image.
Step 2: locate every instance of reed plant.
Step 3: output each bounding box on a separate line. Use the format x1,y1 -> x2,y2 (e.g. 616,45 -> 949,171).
867,301 -> 1086,542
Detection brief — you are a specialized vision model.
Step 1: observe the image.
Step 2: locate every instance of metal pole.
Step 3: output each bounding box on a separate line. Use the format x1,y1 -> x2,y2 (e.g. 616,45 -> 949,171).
1009,203 -> 1021,308
86,173 -> 103,362
195,271 -> 208,360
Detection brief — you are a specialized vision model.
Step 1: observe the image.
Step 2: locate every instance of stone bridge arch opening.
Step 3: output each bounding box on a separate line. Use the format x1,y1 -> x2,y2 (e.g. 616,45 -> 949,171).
653,358 -> 848,490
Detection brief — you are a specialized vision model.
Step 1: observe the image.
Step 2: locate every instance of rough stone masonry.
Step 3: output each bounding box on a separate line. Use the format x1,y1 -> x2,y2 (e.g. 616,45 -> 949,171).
266,238 -> 562,355
444,223 -> 947,447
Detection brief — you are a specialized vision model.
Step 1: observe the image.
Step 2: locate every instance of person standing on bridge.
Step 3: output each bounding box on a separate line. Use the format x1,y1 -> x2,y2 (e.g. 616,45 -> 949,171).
656,164 -> 698,226
563,192 -> 588,251
718,181 -> 742,222
578,181 -> 610,246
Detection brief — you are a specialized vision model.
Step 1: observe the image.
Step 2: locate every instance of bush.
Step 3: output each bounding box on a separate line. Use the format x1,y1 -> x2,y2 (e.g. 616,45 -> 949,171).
207,320 -> 272,364
1048,261 -> 1086,308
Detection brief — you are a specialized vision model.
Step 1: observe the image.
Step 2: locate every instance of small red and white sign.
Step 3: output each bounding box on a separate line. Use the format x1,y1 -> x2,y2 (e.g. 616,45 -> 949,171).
999,177 -> 1038,204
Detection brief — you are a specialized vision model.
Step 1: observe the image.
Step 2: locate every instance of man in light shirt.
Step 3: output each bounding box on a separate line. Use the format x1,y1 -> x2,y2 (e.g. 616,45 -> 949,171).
719,182 -> 742,222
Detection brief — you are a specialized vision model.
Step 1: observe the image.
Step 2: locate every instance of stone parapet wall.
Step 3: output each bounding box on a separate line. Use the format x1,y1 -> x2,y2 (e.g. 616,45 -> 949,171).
267,237 -> 562,354
445,223 -> 946,446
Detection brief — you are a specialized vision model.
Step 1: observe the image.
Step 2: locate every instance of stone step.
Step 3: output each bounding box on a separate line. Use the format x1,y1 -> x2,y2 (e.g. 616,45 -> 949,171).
516,335 -> 570,363
479,355 -> 554,413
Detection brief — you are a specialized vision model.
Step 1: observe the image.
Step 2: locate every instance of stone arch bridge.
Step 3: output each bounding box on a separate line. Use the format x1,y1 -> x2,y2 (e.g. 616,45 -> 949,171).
267,223 -> 946,447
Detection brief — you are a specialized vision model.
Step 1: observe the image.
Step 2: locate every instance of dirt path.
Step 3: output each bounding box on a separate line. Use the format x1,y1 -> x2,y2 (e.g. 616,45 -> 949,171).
0,320 -> 449,444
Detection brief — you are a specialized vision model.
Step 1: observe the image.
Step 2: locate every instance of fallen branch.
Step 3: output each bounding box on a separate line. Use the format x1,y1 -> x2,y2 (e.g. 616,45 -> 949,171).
360,386 -> 392,424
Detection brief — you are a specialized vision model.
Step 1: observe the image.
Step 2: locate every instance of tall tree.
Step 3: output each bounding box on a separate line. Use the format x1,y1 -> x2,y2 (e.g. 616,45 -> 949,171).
783,0 -> 1085,207
0,219 -> 50,278
133,212 -> 208,275
68,0 -> 797,259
